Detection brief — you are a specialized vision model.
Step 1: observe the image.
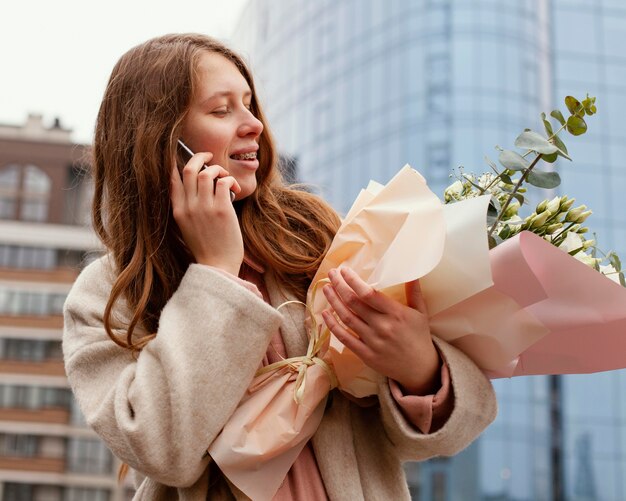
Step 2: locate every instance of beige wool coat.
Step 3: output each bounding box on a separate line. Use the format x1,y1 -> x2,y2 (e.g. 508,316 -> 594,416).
63,256 -> 497,500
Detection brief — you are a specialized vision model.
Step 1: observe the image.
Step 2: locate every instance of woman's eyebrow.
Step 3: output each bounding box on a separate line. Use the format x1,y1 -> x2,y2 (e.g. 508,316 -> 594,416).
200,90 -> 252,106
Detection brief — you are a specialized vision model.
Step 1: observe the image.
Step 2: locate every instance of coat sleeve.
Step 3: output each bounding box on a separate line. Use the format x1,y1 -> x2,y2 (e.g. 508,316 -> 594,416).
376,336 -> 497,462
62,257 -> 283,487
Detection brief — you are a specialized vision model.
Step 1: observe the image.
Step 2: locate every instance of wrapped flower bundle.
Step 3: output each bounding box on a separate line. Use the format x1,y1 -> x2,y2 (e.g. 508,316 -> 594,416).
208,95 -> 626,500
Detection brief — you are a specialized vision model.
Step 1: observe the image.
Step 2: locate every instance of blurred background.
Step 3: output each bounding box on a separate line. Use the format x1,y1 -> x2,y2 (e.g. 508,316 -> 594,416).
1,0 -> 624,500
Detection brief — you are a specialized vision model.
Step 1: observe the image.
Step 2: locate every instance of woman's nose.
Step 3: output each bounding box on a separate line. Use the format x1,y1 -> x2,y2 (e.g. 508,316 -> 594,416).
238,111 -> 264,138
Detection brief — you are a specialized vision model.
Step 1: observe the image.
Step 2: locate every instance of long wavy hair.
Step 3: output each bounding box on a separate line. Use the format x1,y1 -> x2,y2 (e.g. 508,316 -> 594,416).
93,33 -> 341,352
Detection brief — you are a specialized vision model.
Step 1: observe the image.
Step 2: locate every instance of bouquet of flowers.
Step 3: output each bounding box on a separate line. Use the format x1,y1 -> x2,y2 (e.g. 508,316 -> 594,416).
208,95 -> 626,500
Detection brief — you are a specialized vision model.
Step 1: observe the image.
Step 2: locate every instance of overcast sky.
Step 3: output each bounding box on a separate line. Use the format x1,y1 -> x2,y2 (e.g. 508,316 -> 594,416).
1,0 -> 249,144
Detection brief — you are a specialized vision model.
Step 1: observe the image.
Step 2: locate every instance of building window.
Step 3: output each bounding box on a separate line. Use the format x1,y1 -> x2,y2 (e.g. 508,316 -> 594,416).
64,487 -> 111,501
0,164 -> 51,222
0,385 -> 71,410
67,437 -> 113,475
0,338 -> 62,362
0,433 -> 38,456
0,287 -> 67,316
0,164 -> 20,219
21,165 -> 51,222
3,483 -> 33,501
0,245 -> 60,269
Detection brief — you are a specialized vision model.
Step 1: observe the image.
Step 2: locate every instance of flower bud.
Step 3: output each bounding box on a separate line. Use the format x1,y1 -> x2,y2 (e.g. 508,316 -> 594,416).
560,198 -> 575,211
546,196 -> 561,215
531,211 -> 550,229
522,213 -> 536,229
577,226 -> 589,234
582,239 -> 596,249
503,201 -> 521,219
545,223 -> 563,234
536,200 -> 548,213
576,210 -> 593,224
565,205 -> 587,223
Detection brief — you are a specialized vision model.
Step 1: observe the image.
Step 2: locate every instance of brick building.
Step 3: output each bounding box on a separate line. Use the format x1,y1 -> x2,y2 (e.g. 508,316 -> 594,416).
0,114 -> 129,501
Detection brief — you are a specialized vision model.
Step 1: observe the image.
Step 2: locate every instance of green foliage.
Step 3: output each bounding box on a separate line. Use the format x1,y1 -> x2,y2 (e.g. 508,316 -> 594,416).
527,170 -> 561,189
443,94 -> 625,286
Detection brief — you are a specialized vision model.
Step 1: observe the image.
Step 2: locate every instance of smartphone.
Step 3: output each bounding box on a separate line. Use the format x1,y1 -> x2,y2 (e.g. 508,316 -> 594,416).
177,139 -> 235,202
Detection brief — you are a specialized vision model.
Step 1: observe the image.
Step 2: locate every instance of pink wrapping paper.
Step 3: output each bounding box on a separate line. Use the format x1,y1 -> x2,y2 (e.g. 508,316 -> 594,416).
484,231 -> 626,377
209,364 -> 331,501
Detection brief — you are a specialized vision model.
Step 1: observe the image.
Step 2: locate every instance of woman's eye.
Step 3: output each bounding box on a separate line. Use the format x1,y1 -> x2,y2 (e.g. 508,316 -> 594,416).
212,108 -> 229,116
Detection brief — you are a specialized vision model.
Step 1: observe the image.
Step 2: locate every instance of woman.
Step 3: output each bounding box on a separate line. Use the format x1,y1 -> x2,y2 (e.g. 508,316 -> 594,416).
63,33 -> 497,500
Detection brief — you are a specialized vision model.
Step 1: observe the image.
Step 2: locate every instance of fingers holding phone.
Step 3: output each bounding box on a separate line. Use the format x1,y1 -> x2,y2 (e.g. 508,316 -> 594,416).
171,146 -> 244,275
177,140 -> 236,202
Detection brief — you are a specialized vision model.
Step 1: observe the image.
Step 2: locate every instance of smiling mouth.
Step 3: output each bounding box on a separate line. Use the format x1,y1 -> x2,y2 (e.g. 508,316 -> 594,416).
230,152 -> 257,161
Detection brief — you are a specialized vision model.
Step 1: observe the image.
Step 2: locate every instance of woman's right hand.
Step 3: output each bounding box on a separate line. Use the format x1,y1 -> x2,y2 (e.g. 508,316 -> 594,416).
170,152 -> 244,276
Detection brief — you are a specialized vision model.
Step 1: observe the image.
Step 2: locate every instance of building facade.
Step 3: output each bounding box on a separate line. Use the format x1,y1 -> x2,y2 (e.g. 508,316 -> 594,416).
231,1 -> 626,499
0,115 -> 129,501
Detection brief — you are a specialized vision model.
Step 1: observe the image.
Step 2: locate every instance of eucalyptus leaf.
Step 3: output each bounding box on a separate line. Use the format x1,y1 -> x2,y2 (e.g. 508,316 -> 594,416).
484,155 -> 499,174
513,193 -> 525,205
582,95 -> 597,116
527,170 -> 562,189
610,252 -> 622,272
499,225 -> 511,240
514,130 -> 558,154
499,149 -> 530,171
568,245 -> 585,256
499,173 -> 513,185
541,113 -> 554,136
565,96 -> 584,117
541,152 -> 559,163
620,272 -> 625,287
553,134 -> 571,160
551,110 -> 566,126
566,115 -> 587,136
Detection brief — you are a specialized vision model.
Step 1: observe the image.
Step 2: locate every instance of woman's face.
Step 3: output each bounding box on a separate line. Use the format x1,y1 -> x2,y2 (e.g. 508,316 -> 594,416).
181,52 -> 264,200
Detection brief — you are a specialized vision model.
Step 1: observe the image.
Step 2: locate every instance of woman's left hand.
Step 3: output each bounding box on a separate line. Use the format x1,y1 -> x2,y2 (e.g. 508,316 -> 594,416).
322,267 -> 441,395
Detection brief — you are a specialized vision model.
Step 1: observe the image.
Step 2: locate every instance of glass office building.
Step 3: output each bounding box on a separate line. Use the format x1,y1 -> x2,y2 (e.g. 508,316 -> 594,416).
232,0 -> 626,499
553,3 -> 626,500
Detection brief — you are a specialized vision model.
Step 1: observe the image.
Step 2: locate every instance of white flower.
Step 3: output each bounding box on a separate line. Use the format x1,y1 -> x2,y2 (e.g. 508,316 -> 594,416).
600,264 -> 622,284
555,233 -> 602,267
444,180 -> 463,197
546,196 -> 561,215
556,231 -> 583,253
577,254 -> 603,268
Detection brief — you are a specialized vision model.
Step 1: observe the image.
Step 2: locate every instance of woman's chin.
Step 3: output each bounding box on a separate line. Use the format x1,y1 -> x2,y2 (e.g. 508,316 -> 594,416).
233,180 -> 257,201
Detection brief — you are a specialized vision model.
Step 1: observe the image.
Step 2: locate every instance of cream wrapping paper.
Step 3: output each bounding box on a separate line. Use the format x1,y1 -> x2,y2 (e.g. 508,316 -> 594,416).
308,165 -> 546,397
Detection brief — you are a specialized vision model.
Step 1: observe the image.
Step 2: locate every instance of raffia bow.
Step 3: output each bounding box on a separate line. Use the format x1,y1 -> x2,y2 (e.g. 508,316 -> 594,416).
251,279 -> 338,403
